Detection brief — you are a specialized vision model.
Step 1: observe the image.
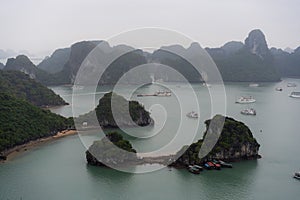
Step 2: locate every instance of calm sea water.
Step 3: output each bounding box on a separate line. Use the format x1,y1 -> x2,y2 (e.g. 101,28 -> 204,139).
1,79 -> 300,200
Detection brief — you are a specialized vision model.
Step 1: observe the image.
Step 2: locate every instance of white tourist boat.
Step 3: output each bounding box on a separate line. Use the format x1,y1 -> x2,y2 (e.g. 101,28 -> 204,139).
155,90 -> 171,97
235,96 -> 256,104
186,111 -> 199,118
275,87 -> 283,91
289,92 -> 300,98
241,108 -> 256,116
249,83 -> 259,87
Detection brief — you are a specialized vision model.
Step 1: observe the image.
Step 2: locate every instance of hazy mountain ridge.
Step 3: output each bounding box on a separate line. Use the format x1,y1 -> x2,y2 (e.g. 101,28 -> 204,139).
37,48 -> 71,74
2,29 -> 300,84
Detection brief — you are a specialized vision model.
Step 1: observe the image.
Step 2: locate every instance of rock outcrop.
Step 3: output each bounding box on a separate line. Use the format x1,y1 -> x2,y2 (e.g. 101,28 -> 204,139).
86,132 -> 137,166
245,29 -> 269,58
173,115 -> 261,167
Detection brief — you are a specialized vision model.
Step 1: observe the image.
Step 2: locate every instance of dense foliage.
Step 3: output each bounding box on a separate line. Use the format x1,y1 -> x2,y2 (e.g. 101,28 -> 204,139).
86,131 -> 137,166
0,93 -> 73,152
0,70 -> 67,106
77,92 -> 152,127
174,115 -> 260,166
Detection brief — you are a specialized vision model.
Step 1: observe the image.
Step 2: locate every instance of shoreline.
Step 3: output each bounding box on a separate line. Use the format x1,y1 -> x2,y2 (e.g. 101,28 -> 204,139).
0,130 -> 77,163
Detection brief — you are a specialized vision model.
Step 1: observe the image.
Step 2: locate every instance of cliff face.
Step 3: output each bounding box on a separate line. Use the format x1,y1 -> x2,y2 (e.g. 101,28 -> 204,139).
245,29 -> 269,59
77,92 -> 153,128
37,48 -> 71,74
173,115 -> 260,166
4,55 -> 38,79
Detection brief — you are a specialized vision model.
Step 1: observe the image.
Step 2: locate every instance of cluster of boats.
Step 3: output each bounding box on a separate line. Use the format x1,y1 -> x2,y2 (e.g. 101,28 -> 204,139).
187,160 -> 233,174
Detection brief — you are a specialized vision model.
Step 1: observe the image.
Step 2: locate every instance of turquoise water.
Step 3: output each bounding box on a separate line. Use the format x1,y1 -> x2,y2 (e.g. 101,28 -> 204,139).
1,79 -> 300,199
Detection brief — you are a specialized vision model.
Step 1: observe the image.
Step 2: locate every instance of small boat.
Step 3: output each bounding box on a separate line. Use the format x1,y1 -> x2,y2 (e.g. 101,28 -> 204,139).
289,92 -> 300,98
204,163 -> 211,170
249,83 -> 259,87
154,90 -> 171,97
218,160 -> 233,168
186,111 -> 199,118
187,165 -> 201,174
275,87 -> 283,91
294,172 -> 300,180
236,96 -> 256,104
211,162 -> 221,170
287,83 -> 297,87
193,165 -> 203,171
241,108 -> 256,116
207,162 -> 215,169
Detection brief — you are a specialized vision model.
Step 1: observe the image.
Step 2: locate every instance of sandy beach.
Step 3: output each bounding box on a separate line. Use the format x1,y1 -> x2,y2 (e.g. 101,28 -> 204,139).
0,130 -> 77,163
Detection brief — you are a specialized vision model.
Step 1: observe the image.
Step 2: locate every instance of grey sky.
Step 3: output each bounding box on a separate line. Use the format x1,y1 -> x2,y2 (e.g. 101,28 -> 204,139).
0,0 -> 299,57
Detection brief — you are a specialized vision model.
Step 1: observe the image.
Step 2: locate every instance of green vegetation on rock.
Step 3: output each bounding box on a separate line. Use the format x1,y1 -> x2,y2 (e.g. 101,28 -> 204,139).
0,70 -> 67,107
0,93 -> 73,152
77,92 -> 153,128
174,115 -> 260,166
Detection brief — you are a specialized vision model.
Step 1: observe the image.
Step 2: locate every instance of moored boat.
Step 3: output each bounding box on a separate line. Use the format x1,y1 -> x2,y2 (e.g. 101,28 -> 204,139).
204,163 -> 211,170
235,96 -> 256,104
193,165 -> 203,171
212,162 -> 221,170
249,83 -> 259,87
187,165 -> 201,174
207,162 -> 215,169
289,92 -> 300,98
218,160 -> 233,168
275,87 -> 283,91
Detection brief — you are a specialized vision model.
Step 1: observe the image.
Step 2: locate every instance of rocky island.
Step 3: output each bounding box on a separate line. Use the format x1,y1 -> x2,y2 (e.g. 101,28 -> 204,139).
77,92 -> 153,128
86,132 -> 137,166
172,115 -> 261,167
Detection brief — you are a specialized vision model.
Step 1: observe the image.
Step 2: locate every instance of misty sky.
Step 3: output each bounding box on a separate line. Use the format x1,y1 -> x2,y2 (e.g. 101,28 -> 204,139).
0,0 -> 299,57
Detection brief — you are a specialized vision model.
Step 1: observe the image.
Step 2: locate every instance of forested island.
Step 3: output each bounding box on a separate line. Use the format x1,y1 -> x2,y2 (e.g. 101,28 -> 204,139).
172,115 -> 261,167
77,92 -> 153,128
